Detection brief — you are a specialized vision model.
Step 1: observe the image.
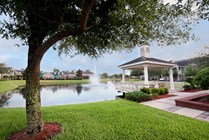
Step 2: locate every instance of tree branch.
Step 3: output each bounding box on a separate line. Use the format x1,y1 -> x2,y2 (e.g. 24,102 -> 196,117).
38,29 -> 81,57
80,0 -> 94,32
38,0 -> 94,57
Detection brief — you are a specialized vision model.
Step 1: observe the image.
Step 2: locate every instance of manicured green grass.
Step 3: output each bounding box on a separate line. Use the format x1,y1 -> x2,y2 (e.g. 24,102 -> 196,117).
0,80 -> 25,93
0,80 -> 89,94
0,100 -> 209,140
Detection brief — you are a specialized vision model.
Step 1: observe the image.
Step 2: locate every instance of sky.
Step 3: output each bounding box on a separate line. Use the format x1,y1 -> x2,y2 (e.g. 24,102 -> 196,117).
0,5 -> 209,75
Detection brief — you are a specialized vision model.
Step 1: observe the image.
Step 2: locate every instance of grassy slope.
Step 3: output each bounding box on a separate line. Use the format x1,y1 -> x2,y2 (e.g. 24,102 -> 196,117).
0,100 -> 209,140
0,80 -> 89,93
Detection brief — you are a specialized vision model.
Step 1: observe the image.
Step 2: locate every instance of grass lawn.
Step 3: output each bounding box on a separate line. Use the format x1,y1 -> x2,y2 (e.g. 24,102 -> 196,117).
0,100 -> 209,140
0,80 -> 89,94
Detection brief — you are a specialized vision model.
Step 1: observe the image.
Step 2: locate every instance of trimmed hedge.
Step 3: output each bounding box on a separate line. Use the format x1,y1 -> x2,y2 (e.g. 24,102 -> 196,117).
125,91 -> 151,102
151,88 -> 169,95
151,88 -> 159,94
159,88 -> 164,95
163,88 -> 169,94
140,87 -> 151,94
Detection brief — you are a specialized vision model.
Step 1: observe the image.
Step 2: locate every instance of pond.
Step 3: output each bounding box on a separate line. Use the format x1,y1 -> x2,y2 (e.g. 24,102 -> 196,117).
0,84 -> 120,108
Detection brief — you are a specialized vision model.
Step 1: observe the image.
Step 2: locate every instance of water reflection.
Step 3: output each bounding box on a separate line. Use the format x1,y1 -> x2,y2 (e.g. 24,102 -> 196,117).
1,84 -> 119,108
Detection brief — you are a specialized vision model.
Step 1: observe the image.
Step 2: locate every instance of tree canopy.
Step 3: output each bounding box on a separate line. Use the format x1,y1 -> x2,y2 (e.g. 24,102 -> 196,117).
0,0 -> 194,57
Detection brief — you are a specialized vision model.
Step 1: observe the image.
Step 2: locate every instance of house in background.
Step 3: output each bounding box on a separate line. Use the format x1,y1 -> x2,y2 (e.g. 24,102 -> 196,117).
0,66 -> 24,80
83,70 -> 94,78
174,59 -> 191,81
40,70 -> 94,80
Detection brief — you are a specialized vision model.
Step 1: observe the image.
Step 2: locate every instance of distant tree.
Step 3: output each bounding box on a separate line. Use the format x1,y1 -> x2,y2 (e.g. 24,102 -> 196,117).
53,68 -> 60,74
101,73 -> 109,78
130,70 -> 143,78
193,55 -> 209,70
185,64 -> 198,77
111,74 -> 121,79
76,69 -> 83,79
173,68 -> 178,79
0,0 -> 195,136
148,69 -> 162,80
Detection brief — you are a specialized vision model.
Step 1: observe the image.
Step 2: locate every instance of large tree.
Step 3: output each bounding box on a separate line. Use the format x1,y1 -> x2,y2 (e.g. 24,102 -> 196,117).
0,0 -> 193,135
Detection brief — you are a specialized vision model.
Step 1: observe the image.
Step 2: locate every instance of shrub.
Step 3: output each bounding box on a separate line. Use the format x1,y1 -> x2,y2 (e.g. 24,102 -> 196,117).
163,88 -> 169,94
140,87 -> 151,94
193,67 -> 209,90
183,85 -> 193,91
125,91 -> 151,102
151,88 -> 159,94
159,88 -> 164,95
185,77 -> 195,89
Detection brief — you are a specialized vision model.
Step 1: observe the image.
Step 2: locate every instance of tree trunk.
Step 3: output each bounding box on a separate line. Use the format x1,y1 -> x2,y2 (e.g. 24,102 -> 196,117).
25,58 -> 43,135
25,34 -> 44,134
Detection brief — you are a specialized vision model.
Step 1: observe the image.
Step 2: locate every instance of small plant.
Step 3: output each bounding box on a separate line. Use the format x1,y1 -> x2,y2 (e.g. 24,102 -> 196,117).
185,78 -> 195,89
183,85 -> 193,91
140,87 -> 151,94
125,91 -> 151,102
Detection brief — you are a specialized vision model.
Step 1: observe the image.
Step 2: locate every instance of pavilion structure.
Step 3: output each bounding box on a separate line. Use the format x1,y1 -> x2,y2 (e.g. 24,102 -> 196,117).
118,45 -> 176,90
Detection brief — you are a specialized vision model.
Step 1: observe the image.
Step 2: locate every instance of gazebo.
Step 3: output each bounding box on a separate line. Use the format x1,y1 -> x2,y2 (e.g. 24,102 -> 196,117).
118,45 -> 176,90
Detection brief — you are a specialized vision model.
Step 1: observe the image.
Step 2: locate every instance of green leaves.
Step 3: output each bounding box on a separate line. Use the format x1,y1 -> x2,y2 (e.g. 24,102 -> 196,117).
0,0 -> 195,58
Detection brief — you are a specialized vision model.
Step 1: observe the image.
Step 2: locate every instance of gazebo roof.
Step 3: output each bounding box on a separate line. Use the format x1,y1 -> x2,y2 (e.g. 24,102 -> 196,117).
119,56 -> 176,70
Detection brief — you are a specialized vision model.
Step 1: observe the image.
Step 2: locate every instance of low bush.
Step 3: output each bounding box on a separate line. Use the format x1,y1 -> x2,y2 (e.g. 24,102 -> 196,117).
163,88 -> 169,94
125,91 -> 151,102
185,77 -> 195,89
140,87 -> 151,94
151,88 -> 159,94
159,88 -> 164,95
183,85 -> 193,91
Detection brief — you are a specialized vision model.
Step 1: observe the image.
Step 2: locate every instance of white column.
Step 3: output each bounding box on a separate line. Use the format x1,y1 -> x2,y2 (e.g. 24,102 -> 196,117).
122,69 -> 125,82
143,65 -> 149,85
169,67 -> 175,90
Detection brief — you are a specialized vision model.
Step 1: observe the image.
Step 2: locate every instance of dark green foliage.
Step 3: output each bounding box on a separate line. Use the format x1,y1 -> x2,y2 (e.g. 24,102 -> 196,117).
185,77 -> 195,89
151,88 -> 159,94
185,65 -> 198,77
140,87 -> 151,94
193,67 -> 209,90
1,0 -> 194,58
76,69 -> 83,79
130,70 -> 143,78
183,85 -> 193,91
159,88 -> 165,95
125,91 -> 151,102
163,88 -> 169,94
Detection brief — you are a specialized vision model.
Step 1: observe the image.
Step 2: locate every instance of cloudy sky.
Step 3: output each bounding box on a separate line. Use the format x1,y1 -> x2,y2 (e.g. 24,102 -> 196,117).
0,5 -> 209,75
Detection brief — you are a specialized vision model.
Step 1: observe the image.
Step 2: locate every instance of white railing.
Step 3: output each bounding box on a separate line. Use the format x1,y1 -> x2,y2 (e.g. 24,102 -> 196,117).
114,82 -> 149,92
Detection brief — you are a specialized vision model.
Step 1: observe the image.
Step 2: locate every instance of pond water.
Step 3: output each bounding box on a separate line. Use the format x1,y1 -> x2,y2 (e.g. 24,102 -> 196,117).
0,84 -> 120,108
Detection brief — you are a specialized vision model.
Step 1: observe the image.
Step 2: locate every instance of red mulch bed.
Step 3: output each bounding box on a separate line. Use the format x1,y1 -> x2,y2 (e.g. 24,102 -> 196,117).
179,89 -> 202,92
8,122 -> 62,140
193,96 -> 209,104
152,94 -> 176,100
196,100 -> 209,104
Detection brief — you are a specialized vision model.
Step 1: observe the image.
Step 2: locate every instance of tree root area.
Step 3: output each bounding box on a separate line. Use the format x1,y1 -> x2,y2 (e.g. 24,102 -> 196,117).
8,122 -> 62,140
